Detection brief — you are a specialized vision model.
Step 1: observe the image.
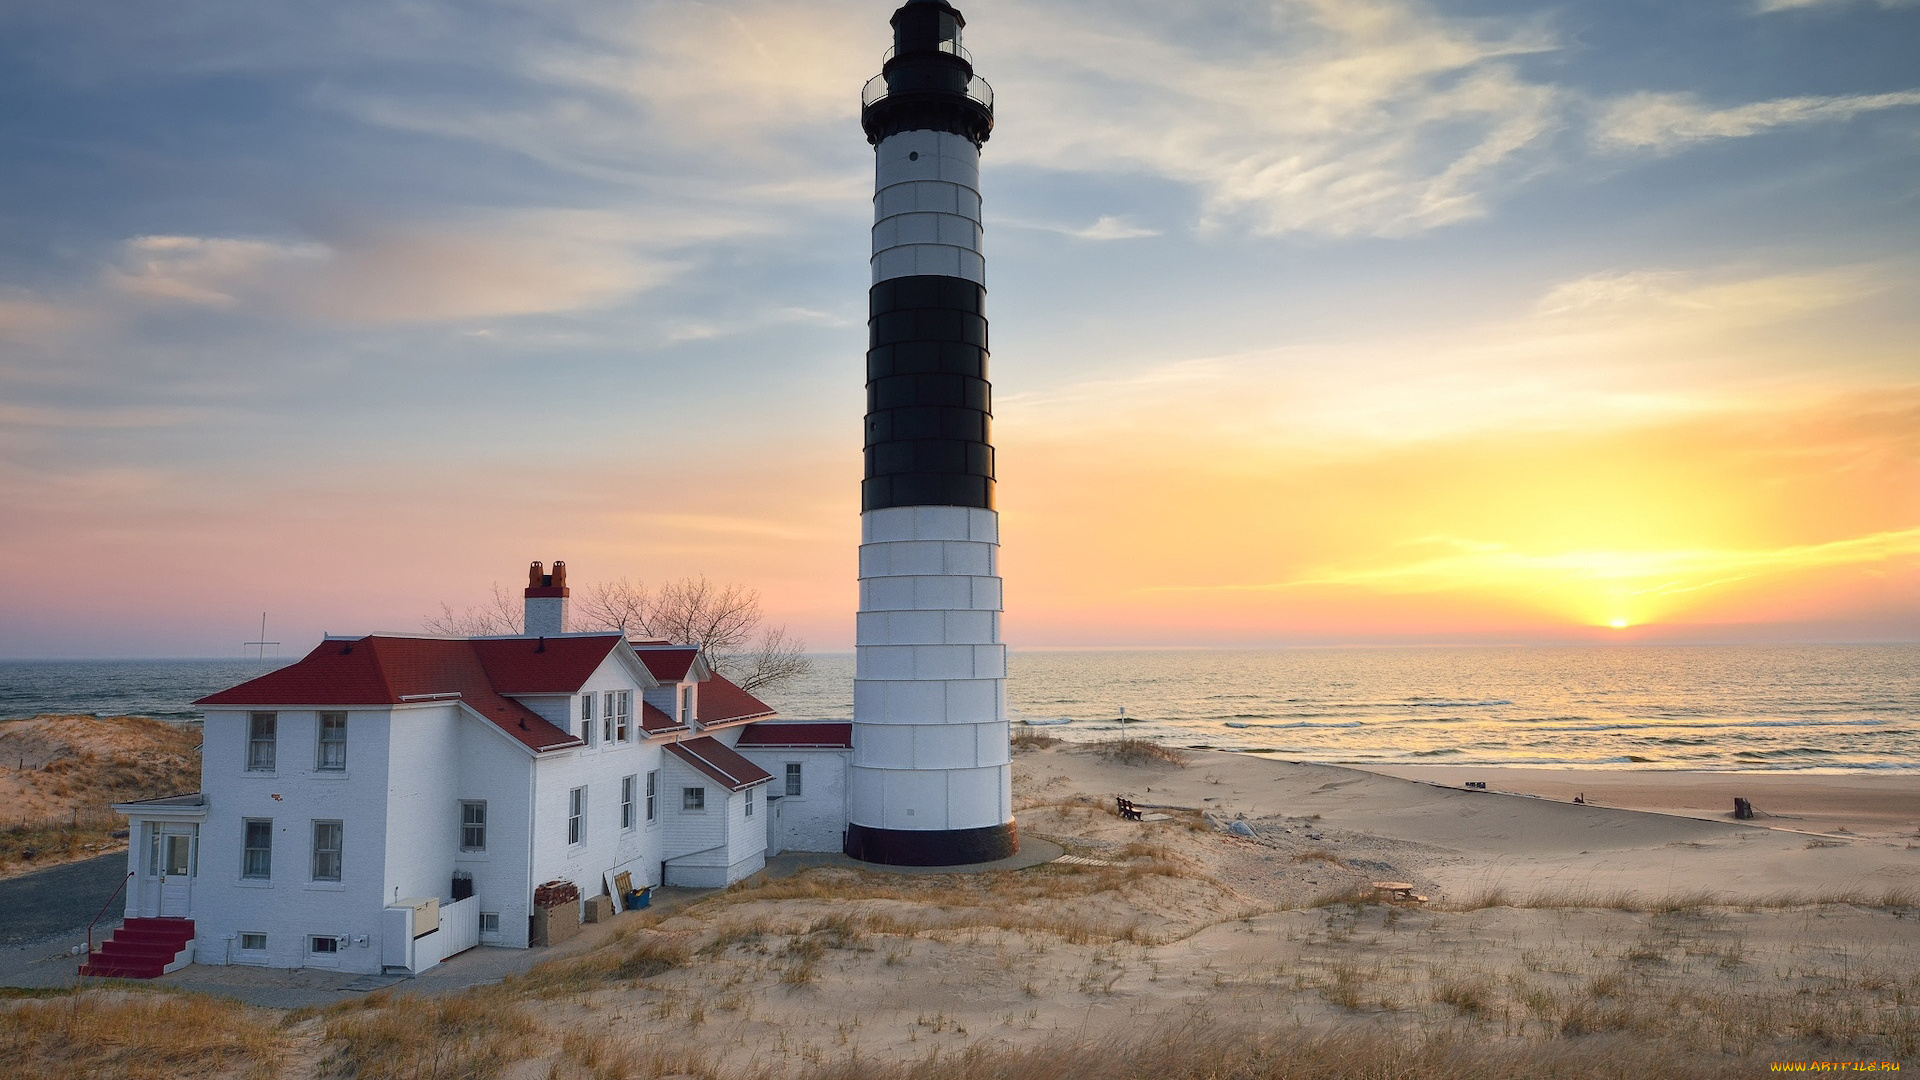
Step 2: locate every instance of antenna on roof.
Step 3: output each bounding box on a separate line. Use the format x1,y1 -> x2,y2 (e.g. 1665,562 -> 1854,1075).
243,612 -> 281,666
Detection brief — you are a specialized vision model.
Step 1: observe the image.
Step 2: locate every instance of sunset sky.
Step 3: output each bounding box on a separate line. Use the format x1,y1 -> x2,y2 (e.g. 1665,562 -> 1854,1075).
2,0 -> 1917,658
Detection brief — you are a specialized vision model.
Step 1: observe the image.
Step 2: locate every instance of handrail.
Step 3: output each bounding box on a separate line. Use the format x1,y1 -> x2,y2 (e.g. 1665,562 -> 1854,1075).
862,72 -> 993,111
81,870 -> 135,972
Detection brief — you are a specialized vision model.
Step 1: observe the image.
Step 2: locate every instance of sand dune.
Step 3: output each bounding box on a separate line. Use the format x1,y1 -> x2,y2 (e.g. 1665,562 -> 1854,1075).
1022,745 -> 1920,905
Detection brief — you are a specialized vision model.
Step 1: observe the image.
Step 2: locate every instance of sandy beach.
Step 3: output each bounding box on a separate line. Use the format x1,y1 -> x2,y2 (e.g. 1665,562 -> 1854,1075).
1347,762 -> 1920,840
8,737 -> 1918,1078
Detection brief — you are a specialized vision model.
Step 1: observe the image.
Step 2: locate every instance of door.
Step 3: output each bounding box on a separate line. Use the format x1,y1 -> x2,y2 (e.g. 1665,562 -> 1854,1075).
158,824 -> 196,917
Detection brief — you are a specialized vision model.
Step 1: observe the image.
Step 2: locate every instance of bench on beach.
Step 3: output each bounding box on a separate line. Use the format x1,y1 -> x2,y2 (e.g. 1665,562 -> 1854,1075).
1116,796 -> 1144,821
1371,881 -> 1428,903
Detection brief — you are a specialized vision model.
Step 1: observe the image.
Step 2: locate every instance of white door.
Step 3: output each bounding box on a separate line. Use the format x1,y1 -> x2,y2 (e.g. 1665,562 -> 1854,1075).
158,824 -> 196,917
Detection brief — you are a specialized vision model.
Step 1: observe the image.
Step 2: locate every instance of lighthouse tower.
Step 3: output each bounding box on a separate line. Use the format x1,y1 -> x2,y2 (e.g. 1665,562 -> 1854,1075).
845,0 -> 1014,866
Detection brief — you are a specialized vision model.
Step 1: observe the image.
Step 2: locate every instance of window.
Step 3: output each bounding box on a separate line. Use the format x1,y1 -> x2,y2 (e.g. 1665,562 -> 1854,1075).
309,935 -> 339,955
611,691 -> 631,742
311,820 -> 343,882
683,786 -> 705,812
602,692 -> 614,743
745,787 -> 754,817
479,912 -> 500,935
460,801 -> 487,851
568,786 -> 586,845
678,685 -> 694,726
247,713 -> 277,771
621,775 -> 636,830
645,770 -> 658,822
580,694 -> 595,745
317,712 -> 347,771
242,819 -> 272,879
239,932 -> 267,952
786,763 -> 803,797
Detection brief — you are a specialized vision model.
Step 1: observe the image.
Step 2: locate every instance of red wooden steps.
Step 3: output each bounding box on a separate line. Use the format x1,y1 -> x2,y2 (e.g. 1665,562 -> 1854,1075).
80,918 -> 194,979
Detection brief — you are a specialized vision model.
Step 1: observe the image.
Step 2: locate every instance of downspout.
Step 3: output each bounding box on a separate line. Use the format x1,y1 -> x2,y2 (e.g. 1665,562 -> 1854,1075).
526,749 -> 538,946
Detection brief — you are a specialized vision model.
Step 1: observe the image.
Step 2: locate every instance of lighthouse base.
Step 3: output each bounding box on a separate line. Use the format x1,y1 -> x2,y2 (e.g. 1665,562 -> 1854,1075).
844,820 -> 1019,867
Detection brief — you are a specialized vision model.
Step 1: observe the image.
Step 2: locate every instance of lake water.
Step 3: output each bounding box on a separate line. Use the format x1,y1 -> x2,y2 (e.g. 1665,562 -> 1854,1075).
4,645 -> 1915,772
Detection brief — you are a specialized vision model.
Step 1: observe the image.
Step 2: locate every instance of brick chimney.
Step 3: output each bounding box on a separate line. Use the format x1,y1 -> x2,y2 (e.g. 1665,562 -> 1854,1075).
524,560 -> 569,637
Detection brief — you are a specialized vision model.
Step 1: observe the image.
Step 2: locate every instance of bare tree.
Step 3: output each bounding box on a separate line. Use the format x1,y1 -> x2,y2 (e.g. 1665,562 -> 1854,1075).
422,583 -> 521,636
567,575 -> 814,694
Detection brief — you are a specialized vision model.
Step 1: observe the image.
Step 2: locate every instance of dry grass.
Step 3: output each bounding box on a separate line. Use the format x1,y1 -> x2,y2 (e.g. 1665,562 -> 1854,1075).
1010,730 -> 1062,750
1293,848 -> 1346,867
511,930 -> 692,997
322,989 -> 540,1080
744,1021 -> 1780,1080
0,990 -> 286,1080
0,715 -> 201,874
559,1026 -> 714,1080
1088,738 -> 1188,768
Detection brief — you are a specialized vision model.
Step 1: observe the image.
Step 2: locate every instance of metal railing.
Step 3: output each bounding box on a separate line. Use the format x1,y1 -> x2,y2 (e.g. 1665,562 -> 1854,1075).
80,870 -> 135,973
881,39 -> 972,67
862,72 -> 993,111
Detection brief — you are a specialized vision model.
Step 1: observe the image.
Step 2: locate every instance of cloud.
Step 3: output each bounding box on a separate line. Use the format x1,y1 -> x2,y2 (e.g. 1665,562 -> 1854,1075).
1595,89 -> 1920,151
0,295 -> 84,343
1006,263 -> 1907,454
1067,216 -> 1161,241
105,236 -> 326,307
99,210 -> 717,324
1755,0 -> 1917,11
986,0 -> 1564,237
312,0 -> 1566,239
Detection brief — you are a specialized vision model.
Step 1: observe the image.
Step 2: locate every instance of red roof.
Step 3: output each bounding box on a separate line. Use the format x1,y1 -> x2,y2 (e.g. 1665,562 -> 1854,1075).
192,635 -> 629,753
736,723 -> 852,749
697,674 -> 777,726
665,737 -> 774,790
640,702 -> 686,735
633,645 -> 699,682
470,635 -> 631,694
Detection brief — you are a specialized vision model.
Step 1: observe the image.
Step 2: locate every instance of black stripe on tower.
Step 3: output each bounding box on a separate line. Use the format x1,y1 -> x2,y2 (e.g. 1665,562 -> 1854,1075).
863,274 -> 993,512
844,820 -> 1018,866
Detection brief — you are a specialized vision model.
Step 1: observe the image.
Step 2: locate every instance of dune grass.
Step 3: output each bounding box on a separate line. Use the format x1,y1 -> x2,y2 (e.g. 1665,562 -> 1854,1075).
322,989 -> 541,1080
0,990 -> 286,1080
740,1022 -> 1783,1080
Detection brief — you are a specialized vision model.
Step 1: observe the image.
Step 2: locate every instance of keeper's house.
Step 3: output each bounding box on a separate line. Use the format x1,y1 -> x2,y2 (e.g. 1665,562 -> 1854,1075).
100,562 -> 851,978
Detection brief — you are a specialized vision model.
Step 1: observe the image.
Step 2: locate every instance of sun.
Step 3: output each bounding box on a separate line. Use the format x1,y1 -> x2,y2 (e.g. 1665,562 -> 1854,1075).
1608,617 -> 1630,629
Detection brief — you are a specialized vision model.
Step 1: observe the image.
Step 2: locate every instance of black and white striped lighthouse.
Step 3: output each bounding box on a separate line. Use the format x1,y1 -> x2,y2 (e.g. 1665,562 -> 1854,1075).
844,0 -> 1015,866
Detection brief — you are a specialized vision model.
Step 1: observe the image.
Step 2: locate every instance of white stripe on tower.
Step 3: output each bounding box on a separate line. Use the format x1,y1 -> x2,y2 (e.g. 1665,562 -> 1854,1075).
870,130 -> 985,287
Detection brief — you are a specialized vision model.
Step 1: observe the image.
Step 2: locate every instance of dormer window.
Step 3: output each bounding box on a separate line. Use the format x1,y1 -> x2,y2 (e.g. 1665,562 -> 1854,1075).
610,691 -> 630,742
678,685 -> 694,727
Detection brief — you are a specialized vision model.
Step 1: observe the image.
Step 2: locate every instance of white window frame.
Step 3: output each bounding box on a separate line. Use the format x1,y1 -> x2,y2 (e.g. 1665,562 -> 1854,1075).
241,818 -> 272,879
568,786 -> 586,845
308,935 -> 340,957
580,694 -> 595,745
678,685 -> 693,726
645,770 -> 658,823
745,786 -> 754,817
311,820 -> 343,882
246,713 -> 277,772
785,762 -> 803,797
238,932 -> 268,952
316,712 -> 347,771
479,912 -> 500,935
682,786 -> 705,812
460,800 -> 487,852
620,774 -> 636,831
612,691 -> 631,742
602,692 -> 614,743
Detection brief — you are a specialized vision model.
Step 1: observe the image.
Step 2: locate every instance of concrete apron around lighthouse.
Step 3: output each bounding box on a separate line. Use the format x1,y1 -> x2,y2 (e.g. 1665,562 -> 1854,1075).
847,0 -> 1015,867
